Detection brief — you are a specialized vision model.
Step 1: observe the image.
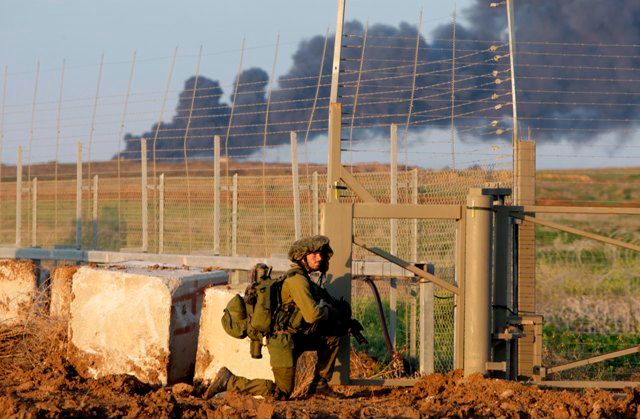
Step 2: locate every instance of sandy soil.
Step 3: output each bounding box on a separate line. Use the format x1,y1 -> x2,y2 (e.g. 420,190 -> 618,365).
0,317 -> 638,418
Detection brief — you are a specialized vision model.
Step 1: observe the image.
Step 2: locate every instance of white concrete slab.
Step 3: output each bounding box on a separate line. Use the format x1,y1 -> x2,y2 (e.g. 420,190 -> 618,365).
0,260 -> 37,325
69,264 -> 227,385
195,285 -> 274,383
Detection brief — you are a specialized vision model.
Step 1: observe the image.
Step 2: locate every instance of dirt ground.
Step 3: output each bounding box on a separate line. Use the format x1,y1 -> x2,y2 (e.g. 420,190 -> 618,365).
1,317 -> 639,418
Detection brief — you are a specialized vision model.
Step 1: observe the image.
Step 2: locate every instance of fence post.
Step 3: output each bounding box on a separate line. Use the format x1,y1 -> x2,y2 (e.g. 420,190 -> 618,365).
463,187 -> 492,376
389,124 -> 398,347
419,263 -> 435,374
31,177 -> 37,247
312,171 -> 319,235
15,146 -> 22,247
75,142 -> 82,249
213,135 -> 221,255
410,282 -> 417,358
141,138 -> 148,252
231,173 -> 238,257
158,173 -> 165,254
291,132 -> 301,240
411,168 -> 418,261
92,175 -> 98,249
410,168 -> 419,358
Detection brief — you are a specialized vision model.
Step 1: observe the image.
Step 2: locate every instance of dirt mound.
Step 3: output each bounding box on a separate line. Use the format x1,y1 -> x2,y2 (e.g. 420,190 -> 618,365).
1,315 -> 639,418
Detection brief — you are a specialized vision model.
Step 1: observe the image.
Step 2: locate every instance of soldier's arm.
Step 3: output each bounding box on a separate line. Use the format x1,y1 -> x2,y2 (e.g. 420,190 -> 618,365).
284,275 -> 329,324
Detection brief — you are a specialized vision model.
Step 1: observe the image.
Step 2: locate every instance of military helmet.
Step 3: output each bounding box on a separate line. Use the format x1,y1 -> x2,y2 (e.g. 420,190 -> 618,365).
288,235 -> 333,262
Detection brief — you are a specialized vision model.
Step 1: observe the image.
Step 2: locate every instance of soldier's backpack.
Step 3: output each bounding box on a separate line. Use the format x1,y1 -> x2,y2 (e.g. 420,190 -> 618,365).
220,263 -> 285,342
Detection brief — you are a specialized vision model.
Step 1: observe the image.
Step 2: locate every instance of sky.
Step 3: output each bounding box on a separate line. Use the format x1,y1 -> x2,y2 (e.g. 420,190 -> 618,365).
1,0 -> 638,169
0,0 -> 483,166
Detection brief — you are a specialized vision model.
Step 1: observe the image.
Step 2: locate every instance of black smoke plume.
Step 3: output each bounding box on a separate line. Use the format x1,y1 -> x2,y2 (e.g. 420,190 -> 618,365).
121,0 -> 640,160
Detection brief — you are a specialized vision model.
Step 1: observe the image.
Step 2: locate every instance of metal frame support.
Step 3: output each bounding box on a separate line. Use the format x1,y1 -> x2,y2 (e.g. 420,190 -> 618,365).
290,132 -> 301,239
15,146 -> 22,247
214,135 -> 221,255
75,142 -> 82,249
92,175 -> 98,249
31,177 -> 37,247
419,263 -> 435,374
141,138 -> 148,252
321,202 -> 353,385
158,173 -> 165,254
463,188 -> 493,376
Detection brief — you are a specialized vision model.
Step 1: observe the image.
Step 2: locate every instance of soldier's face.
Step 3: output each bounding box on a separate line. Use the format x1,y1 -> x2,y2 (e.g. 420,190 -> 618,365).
304,252 -> 323,271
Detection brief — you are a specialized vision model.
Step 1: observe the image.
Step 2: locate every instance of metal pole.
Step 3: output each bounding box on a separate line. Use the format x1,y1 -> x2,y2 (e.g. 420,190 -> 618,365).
92,175 -> 98,249
390,124 -> 398,253
312,171 -> 319,235
389,124 -> 398,347
141,138 -> 148,252
410,282 -> 417,359
390,277 -> 397,348
76,142 -> 82,249
329,0 -> 346,104
326,102 -> 342,203
463,188 -> 492,376
231,173 -> 238,257
506,0 -> 519,203
214,135 -> 221,255
31,177 -> 37,247
15,146 -> 22,247
411,168 -> 418,262
158,173 -> 165,254
291,132 -> 301,240
419,263 -> 435,374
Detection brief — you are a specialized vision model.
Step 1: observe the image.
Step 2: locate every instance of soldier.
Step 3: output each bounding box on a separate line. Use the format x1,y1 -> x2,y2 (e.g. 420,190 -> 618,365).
204,235 -> 344,399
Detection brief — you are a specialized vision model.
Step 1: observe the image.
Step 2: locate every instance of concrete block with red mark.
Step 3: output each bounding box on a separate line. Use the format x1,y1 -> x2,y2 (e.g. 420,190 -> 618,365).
0,260 -> 38,325
194,285 -> 274,384
69,264 -> 227,386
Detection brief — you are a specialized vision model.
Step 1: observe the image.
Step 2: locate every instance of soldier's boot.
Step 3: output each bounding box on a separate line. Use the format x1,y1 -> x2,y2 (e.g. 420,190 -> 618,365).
307,376 -> 341,398
204,367 -> 234,399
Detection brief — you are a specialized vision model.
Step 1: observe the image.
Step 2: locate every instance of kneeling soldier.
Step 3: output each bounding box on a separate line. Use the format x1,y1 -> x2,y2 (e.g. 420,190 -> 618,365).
205,235 -> 343,399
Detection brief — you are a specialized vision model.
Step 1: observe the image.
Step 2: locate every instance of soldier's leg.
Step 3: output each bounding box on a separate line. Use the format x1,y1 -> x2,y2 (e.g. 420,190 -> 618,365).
266,334 -> 296,399
315,335 -> 341,379
226,375 -> 276,397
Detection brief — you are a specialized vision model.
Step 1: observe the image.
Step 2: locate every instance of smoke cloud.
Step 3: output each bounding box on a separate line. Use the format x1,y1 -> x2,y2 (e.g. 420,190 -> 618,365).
121,0 -> 640,160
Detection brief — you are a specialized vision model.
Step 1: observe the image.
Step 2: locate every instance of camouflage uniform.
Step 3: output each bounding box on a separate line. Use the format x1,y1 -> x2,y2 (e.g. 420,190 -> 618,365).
223,235 -> 342,399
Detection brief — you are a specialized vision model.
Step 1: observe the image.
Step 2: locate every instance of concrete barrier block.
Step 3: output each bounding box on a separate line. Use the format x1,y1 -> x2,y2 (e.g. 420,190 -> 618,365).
0,260 -> 37,325
195,285 -> 274,383
69,264 -> 227,385
49,266 -> 78,319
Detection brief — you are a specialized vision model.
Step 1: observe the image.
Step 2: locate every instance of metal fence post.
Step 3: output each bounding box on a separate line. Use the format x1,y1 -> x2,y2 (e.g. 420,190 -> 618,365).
411,168 -> 418,262
389,124 -> 398,347
291,132 -> 301,240
463,188 -> 492,376
232,173 -> 238,257
15,146 -> 22,247
75,142 -> 82,249
141,138 -> 148,252
31,177 -> 37,247
410,169 -> 419,359
158,173 -> 165,254
410,282 -> 417,358
419,263 -> 435,374
312,171 -> 319,235
214,135 -> 221,255
92,175 -> 98,249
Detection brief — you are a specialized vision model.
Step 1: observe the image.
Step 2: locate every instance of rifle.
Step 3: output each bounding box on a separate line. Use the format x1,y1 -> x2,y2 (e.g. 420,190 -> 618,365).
317,273 -> 368,345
